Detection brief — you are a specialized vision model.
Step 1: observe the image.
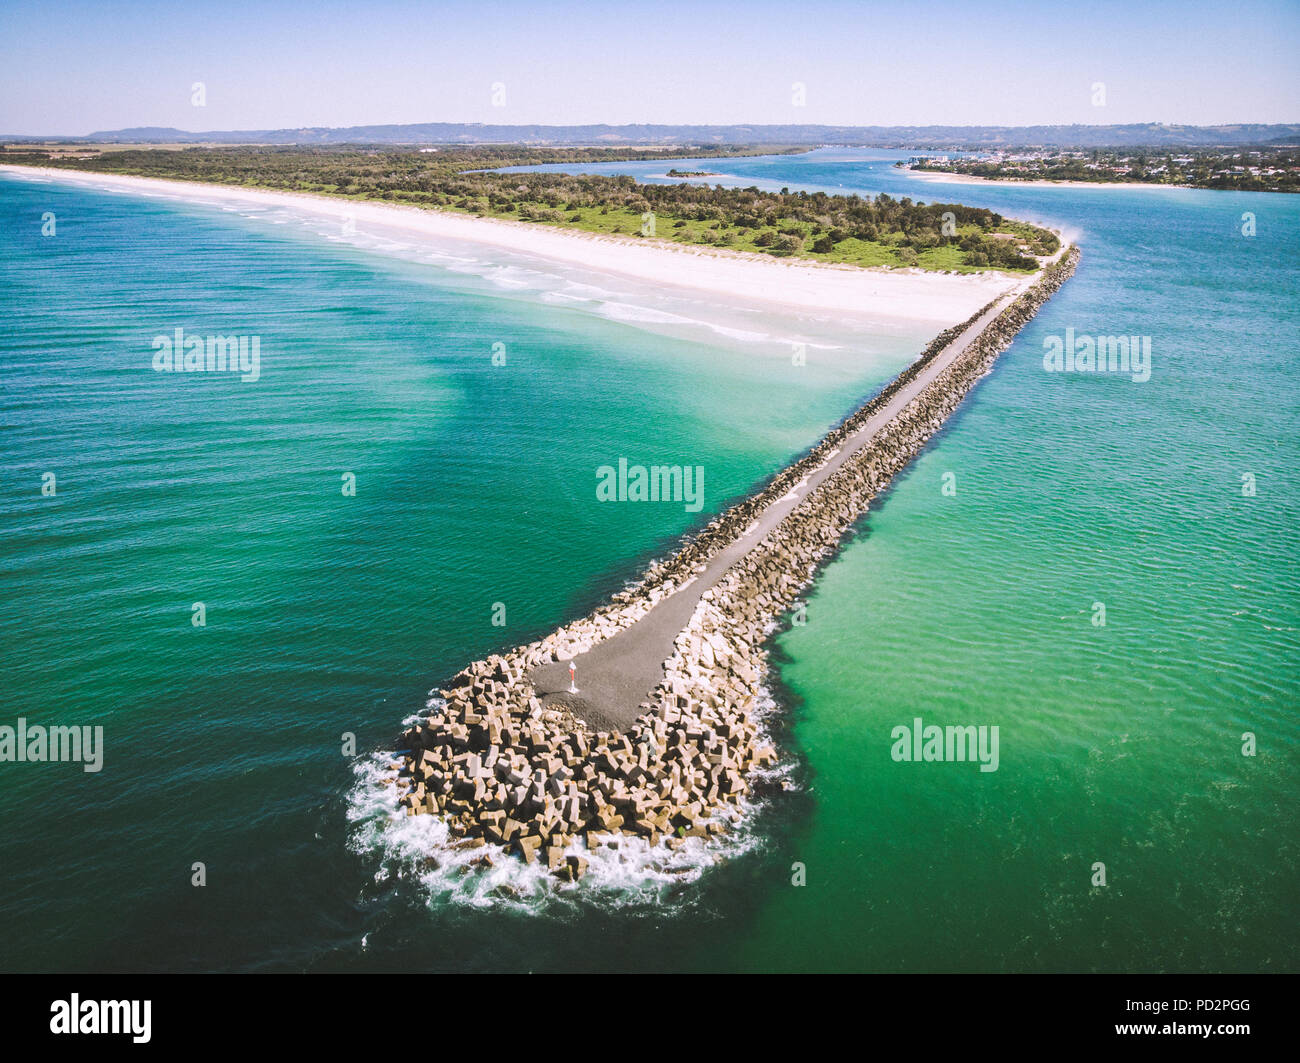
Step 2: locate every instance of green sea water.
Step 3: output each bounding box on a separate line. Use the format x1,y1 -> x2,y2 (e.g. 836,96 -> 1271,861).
758,158 -> 1300,972
1,153 -> 1296,971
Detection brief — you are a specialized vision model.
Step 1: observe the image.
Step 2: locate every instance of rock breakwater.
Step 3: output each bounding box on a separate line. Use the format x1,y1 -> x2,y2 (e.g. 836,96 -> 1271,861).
385,248 -> 1080,882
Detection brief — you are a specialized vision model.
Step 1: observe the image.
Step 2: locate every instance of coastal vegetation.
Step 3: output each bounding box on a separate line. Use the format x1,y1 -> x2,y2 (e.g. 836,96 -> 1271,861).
1,145 -> 1057,272
906,146 -> 1300,192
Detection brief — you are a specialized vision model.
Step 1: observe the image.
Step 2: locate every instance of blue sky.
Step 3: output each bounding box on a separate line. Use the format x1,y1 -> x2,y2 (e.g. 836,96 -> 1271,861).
1,0 -> 1297,134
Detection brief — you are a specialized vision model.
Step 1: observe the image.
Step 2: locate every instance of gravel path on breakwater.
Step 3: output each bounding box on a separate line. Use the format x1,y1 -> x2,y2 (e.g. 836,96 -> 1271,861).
531,287 -> 1027,730
388,248 -> 1080,881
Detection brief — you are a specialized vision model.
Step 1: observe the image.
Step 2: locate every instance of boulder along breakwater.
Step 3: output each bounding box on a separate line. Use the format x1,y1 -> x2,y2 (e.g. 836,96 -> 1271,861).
384,247 -> 1080,883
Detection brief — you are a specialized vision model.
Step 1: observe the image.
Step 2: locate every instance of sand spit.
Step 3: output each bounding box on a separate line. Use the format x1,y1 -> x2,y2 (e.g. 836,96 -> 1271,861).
1,165 -> 1023,327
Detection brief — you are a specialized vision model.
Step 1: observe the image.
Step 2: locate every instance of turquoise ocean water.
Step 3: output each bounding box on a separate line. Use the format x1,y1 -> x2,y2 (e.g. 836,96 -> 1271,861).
1,151 -> 1295,971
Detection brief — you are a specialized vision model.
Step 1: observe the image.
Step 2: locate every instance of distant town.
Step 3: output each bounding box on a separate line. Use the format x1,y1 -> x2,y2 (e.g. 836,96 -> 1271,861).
904,146 -> 1300,192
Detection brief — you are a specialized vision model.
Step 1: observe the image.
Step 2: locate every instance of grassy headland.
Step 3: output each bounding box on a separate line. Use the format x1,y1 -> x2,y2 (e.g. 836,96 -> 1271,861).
1,144 -> 1059,272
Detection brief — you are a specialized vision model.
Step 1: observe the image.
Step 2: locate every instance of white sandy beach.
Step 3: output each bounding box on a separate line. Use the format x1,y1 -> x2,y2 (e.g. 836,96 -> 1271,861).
1,165 -> 1031,327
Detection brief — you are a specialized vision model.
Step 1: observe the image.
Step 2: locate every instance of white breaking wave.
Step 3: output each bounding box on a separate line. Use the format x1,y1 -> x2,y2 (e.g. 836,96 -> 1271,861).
345,693 -> 794,916
189,196 -> 895,359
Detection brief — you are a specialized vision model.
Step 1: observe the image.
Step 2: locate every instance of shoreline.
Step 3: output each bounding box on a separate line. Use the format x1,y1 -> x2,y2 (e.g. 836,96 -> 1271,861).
903,166 -> 1193,191
1,164 -> 1031,327
389,245 -> 1080,881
